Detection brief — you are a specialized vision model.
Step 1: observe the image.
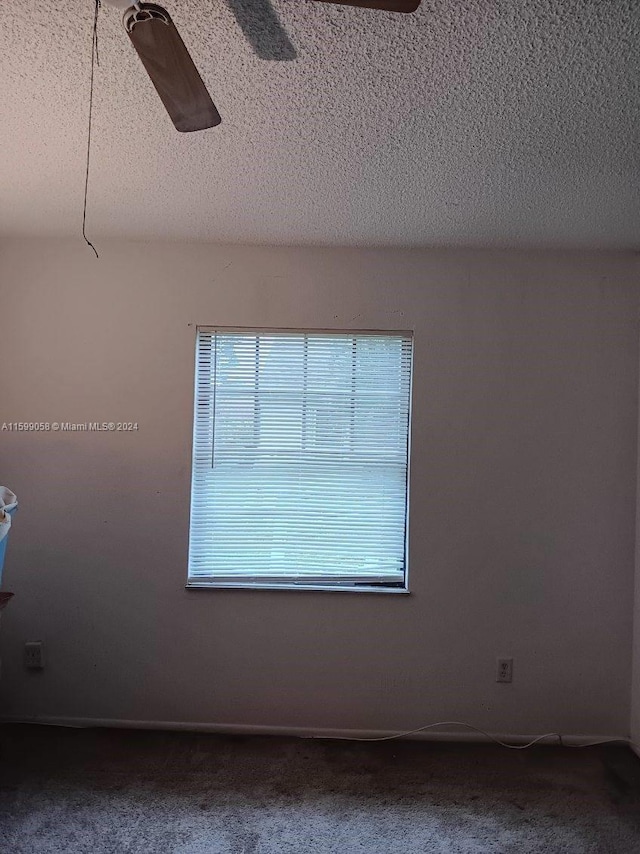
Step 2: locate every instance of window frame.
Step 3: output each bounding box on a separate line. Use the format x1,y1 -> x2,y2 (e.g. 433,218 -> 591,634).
186,326 -> 414,594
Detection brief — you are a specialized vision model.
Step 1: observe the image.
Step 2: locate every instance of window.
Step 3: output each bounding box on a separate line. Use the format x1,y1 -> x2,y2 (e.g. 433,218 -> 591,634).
188,328 -> 413,592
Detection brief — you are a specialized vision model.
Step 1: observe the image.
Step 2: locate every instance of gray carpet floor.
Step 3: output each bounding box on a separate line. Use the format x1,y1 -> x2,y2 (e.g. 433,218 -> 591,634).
0,724 -> 639,853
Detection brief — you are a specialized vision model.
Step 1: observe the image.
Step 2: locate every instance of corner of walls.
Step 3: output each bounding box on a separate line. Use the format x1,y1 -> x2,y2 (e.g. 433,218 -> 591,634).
631,254 -> 640,755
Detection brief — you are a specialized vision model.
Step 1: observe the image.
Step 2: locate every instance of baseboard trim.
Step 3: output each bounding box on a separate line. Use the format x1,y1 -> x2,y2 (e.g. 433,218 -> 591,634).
0,715 -> 628,748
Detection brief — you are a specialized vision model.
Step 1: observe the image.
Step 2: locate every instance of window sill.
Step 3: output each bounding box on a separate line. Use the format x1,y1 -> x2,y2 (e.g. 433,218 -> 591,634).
185,581 -> 409,594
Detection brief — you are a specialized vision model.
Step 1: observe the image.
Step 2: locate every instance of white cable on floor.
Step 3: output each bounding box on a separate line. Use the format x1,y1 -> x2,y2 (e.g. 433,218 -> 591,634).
4,718 -> 638,753
309,721 -> 640,752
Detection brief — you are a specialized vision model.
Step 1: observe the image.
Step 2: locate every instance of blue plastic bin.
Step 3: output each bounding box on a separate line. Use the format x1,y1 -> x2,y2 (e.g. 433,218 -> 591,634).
0,506 -> 17,586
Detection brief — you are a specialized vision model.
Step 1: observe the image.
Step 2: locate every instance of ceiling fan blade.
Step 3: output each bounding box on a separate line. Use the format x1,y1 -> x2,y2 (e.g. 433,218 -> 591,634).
311,0 -> 420,11
125,4 -> 221,132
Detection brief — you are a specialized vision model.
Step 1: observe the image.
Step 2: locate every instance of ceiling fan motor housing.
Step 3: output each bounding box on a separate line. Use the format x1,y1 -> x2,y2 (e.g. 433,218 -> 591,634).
123,3 -> 172,33
103,0 -> 141,9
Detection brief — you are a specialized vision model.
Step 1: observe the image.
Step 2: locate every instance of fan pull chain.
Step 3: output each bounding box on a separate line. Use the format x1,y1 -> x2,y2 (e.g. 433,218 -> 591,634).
82,0 -> 101,259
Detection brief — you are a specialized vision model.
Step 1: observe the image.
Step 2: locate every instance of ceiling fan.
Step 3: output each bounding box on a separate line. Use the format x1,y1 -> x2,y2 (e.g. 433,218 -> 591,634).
104,0 -> 421,132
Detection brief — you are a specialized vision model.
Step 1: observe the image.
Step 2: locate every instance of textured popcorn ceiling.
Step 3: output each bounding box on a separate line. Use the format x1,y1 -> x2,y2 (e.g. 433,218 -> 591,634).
0,0 -> 638,247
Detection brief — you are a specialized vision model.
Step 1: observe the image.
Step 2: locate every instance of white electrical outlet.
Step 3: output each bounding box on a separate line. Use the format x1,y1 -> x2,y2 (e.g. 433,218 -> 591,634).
24,641 -> 45,670
496,657 -> 513,683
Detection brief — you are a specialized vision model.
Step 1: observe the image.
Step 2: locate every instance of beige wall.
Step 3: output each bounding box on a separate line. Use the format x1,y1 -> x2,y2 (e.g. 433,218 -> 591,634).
0,237 -> 638,738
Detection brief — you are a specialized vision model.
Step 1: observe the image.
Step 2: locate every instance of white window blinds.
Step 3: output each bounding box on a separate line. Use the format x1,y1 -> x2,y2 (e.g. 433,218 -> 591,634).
188,329 -> 413,590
